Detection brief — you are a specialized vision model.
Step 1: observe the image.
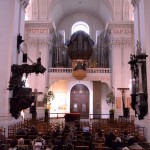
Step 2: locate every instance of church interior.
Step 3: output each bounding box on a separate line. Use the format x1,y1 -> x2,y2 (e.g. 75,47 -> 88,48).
1,0 -> 150,149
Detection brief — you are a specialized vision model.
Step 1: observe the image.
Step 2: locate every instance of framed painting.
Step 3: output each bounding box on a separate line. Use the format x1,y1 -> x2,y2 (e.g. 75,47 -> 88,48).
115,97 -> 121,109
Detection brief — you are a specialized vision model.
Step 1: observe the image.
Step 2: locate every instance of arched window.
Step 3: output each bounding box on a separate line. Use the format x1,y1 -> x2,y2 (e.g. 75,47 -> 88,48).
71,21 -> 89,34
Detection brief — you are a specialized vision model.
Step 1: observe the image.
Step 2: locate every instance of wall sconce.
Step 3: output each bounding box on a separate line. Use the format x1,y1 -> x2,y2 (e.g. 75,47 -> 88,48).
128,41 -> 148,120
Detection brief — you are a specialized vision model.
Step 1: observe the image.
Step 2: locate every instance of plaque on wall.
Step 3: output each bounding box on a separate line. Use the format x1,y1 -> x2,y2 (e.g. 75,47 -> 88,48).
116,97 -> 121,109
73,103 -> 78,112
82,104 -> 86,112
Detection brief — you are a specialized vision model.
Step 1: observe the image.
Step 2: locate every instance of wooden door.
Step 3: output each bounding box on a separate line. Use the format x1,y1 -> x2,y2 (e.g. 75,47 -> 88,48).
70,84 -> 89,119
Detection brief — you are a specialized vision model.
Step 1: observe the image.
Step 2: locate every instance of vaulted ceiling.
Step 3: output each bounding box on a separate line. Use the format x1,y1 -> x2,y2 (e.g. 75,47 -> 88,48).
48,0 -> 113,26
26,0 -> 133,28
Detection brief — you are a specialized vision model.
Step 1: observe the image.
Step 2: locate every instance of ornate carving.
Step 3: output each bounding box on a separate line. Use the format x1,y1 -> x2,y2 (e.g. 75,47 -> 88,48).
8,58 -> 46,90
108,23 -> 134,47
24,22 -> 54,46
131,0 -> 140,7
25,38 -> 51,47
8,58 -> 46,119
19,0 -> 30,9
110,38 -> 134,47
10,88 -> 34,119
128,51 -> 148,120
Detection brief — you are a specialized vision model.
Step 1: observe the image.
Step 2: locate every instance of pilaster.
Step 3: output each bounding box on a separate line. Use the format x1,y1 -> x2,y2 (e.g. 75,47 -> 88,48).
108,22 -> 134,117
24,21 -> 55,102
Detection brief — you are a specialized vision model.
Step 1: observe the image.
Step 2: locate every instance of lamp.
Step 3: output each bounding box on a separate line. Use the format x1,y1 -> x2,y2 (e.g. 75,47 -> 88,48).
128,41 -> 148,120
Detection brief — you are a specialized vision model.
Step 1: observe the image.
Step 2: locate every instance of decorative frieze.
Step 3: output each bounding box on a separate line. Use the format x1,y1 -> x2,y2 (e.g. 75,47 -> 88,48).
26,28 -> 49,34
25,38 -> 51,47
110,38 -> 134,47
110,25 -> 134,36
49,74 -> 110,82
108,22 -> 134,47
24,21 -> 55,47
25,22 -> 55,36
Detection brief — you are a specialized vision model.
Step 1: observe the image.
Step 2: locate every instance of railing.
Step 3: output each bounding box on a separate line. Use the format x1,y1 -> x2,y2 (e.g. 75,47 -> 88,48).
48,67 -> 111,74
48,68 -> 73,73
49,112 -> 110,120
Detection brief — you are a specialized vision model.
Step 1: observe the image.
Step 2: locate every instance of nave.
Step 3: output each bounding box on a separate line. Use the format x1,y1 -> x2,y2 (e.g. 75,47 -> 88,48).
0,117 -> 149,150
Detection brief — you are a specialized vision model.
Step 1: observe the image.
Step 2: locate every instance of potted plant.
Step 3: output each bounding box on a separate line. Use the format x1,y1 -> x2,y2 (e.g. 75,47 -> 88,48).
106,91 -> 115,119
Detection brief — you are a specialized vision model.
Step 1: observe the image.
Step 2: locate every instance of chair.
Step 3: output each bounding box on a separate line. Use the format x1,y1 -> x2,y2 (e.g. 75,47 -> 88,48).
0,144 -> 10,150
75,145 -> 89,150
94,146 -> 113,150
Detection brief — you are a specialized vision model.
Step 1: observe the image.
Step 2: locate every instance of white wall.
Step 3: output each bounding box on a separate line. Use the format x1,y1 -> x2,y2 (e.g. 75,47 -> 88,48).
0,0 -> 27,125
101,83 -> 110,117
57,12 -> 104,44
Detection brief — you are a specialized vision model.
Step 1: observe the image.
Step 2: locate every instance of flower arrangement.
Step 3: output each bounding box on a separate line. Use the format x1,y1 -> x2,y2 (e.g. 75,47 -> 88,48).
43,90 -> 54,110
106,92 -> 115,105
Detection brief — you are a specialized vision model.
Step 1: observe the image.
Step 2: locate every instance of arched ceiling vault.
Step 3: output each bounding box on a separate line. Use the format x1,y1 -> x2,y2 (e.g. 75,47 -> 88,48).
48,0 -> 113,27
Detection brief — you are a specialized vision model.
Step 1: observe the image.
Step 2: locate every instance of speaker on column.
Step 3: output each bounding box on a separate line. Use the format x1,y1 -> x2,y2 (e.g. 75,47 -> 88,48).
22,53 -> 27,63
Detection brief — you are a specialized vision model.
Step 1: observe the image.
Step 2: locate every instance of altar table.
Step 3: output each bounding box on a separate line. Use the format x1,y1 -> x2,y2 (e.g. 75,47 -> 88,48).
64,113 -> 80,122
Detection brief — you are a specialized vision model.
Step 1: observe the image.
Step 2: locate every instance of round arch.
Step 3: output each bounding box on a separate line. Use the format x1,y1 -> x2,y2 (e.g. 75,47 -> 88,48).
70,84 -> 89,119
71,21 -> 90,34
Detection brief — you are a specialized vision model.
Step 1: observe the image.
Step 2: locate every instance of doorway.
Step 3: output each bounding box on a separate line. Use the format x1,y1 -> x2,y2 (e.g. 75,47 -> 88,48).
70,84 -> 89,119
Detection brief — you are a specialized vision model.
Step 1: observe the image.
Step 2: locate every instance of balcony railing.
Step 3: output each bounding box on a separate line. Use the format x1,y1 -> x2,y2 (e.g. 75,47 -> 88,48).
48,67 -> 111,74
48,67 -> 111,83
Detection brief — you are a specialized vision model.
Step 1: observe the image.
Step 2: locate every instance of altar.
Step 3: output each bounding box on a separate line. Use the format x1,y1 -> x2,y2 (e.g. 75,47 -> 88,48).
64,113 -> 80,122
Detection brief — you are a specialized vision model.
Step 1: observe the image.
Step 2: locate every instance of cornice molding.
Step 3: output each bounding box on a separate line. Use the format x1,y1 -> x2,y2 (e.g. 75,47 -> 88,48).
25,21 -> 54,29
107,22 -> 134,48
25,21 -> 55,37
108,21 -> 134,28
110,38 -> 134,47
24,38 -> 51,47
49,75 -> 110,82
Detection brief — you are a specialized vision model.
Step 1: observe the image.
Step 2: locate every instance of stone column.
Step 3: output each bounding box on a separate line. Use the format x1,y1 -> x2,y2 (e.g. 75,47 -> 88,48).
108,22 -> 134,118
24,21 -> 54,117
0,0 -> 30,126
